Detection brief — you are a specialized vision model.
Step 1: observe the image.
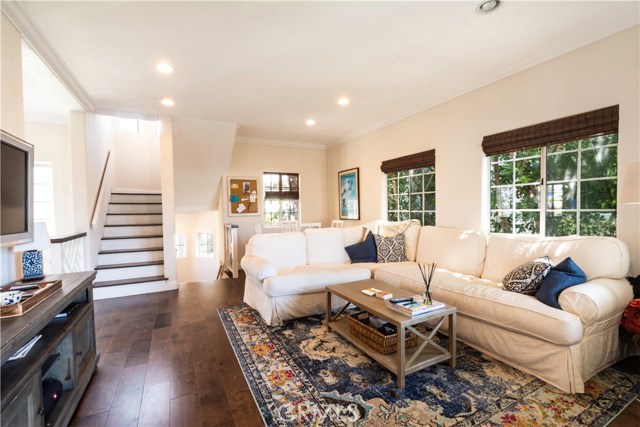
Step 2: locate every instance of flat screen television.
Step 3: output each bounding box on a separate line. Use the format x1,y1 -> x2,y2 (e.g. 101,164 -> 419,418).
1,130 -> 34,247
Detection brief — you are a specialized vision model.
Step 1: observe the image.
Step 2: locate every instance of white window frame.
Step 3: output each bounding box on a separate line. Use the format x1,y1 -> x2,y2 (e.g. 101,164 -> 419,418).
195,232 -> 215,258
263,172 -> 300,227
33,161 -> 56,236
175,233 -> 187,258
386,167 -> 436,226
488,134 -> 618,237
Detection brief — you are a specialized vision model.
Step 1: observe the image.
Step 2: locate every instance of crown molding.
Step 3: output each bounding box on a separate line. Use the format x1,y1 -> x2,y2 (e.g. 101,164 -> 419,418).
95,108 -> 159,122
2,1 -> 95,112
235,136 -> 326,151
333,10 -> 639,148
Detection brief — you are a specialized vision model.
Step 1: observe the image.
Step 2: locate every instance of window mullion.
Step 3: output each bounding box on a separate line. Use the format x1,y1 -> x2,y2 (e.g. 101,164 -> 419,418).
540,146 -> 547,236
576,140 -> 582,235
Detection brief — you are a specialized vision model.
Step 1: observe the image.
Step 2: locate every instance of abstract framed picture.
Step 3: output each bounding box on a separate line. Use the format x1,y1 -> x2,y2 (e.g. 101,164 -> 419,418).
338,167 -> 360,220
228,176 -> 261,216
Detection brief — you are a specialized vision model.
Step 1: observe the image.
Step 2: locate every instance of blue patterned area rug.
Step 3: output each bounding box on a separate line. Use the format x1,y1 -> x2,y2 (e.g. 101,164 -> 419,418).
218,304 -> 640,427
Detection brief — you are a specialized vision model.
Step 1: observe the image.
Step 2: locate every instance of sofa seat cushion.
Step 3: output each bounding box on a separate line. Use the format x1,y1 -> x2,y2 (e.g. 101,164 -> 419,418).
262,264 -> 371,297
374,263 -> 583,346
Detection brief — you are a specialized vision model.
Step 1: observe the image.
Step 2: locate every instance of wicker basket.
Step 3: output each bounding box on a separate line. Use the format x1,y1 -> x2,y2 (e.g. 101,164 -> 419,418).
347,311 -> 419,355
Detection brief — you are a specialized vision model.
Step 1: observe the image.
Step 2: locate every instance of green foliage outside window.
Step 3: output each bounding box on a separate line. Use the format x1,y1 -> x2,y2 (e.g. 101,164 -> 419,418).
490,134 -> 617,237
387,167 -> 435,225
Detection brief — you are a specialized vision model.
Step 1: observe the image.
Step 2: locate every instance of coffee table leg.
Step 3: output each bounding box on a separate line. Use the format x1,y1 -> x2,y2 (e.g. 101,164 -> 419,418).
325,289 -> 332,332
449,312 -> 456,368
398,324 -> 406,388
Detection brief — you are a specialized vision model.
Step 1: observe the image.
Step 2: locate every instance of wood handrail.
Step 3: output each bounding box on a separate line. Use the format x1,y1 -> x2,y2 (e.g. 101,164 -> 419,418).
91,151 -> 111,225
50,232 -> 87,244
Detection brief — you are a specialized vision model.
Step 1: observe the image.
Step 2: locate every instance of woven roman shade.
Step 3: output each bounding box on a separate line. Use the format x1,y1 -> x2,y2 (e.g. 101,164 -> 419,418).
481,105 -> 619,156
380,149 -> 435,173
264,172 -> 299,200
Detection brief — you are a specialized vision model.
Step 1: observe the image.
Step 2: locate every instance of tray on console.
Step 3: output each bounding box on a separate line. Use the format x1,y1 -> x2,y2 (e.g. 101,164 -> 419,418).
1,280 -> 62,318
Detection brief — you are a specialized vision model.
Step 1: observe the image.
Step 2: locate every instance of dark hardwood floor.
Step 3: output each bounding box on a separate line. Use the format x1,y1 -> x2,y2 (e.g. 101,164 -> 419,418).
71,276 -> 640,427
70,275 -> 263,427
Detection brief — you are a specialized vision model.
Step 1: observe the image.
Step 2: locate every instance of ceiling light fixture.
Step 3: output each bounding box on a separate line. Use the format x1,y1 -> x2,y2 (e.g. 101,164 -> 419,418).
160,98 -> 175,107
305,118 -> 316,127
155,62 -> 174,74
337,97 -> 350,106
475,0 -> 501,14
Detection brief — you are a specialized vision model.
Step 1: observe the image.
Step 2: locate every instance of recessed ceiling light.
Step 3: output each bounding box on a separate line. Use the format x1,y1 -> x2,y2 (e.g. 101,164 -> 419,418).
337,97 -> 350,106
305,118 -> 316,126
160,98 -> 175,107
155,62 -> 174,74
476,0 -> 500,14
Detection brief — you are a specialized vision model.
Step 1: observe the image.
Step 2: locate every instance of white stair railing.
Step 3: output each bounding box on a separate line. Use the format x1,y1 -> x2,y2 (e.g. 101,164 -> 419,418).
50,233 -> 87,273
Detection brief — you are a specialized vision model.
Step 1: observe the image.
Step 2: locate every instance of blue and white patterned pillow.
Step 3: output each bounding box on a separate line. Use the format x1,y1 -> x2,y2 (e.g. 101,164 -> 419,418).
503,256 -> 552,294
373,233 -> 407,263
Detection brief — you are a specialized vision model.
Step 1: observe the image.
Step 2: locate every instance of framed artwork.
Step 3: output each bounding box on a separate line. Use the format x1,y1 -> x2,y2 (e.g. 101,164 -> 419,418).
228,176 -> 261,216
338,167 -> 360,220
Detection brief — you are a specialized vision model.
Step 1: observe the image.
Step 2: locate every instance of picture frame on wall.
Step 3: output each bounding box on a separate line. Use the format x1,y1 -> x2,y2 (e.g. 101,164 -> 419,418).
338,167 -> 360,220
228,176 -> 261,216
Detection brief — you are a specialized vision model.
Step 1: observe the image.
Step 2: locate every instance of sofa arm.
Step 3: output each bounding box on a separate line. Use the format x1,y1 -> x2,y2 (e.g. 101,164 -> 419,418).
240,255 -> 278,281
559,278 -> 633,325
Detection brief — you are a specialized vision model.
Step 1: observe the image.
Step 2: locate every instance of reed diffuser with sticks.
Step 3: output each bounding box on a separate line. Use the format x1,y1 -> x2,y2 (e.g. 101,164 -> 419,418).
418,263 -> 437,305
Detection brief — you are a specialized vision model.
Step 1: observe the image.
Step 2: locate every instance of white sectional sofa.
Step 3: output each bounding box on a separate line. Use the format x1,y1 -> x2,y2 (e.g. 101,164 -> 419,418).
241,223 -> 632,393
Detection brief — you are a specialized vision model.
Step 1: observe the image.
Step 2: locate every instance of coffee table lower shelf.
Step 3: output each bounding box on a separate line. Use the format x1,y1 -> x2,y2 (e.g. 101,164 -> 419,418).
328,317 -> 452,378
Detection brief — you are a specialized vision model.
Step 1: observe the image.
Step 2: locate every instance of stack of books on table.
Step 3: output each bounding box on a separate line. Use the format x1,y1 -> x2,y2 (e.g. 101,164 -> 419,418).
386,298 -> 445,317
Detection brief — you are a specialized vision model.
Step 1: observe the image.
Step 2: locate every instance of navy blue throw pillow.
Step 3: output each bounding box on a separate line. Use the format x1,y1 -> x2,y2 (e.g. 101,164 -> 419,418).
535,257 -> 586,309
345,232 -> 377,263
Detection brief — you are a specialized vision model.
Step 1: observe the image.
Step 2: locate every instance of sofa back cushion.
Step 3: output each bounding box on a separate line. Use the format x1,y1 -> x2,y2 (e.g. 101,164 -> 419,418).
481,235 -> 629,283
305,228 -> 350,264
416,226 -> 487,277
245,232 -> 307,269
377,222 -> 421,262
342,220 -> 382,246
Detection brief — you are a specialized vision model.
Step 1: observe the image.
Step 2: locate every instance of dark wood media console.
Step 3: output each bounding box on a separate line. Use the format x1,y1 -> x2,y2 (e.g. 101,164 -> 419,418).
1,272 -> 99,427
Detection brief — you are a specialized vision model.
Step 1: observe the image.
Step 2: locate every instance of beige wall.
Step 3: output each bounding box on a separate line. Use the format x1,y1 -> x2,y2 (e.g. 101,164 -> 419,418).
25,121 -> 75,236
0,15 -> 24,285
111,119 -> 161,191
327,26 -> 640,275
175,211 -> 218,284
225,141 -> 327,259
172,116 -> 237,212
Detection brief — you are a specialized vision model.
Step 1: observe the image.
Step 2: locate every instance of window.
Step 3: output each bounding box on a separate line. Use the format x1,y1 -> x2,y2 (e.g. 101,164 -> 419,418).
175,233 -> 186,258
119,118 -> 140,134
263,172 -> 299,226
382,149 -> 436,226
195,232 -> 214,257
546,135 -> 617,236
386,168 -> 436,225
485,106 -> 618,237
33,162 -> 56,235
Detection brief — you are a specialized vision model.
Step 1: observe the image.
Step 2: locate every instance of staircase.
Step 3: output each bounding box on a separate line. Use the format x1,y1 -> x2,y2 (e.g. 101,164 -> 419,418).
93,191 -> 170,299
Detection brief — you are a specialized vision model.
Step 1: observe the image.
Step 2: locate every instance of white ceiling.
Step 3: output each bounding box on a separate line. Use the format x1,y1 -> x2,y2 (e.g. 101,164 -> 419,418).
10,1 -> 640,146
